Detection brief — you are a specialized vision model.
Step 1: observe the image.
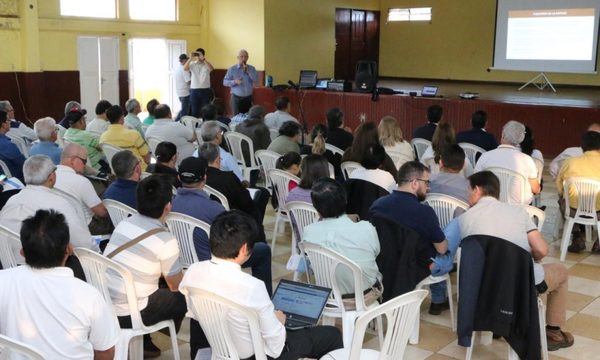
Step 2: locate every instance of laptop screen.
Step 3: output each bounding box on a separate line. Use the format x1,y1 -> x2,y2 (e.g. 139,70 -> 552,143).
299,70 -> 318,88
421,86 -> 438,97
272,280 -> 331,320
315,79 -> 328,89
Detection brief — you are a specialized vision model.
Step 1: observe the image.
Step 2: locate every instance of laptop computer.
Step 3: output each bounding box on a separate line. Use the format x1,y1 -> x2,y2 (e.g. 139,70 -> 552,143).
271,279 -> 331,330
315,78 -> 329,89
299,70 -> 318,89
421,85 -> 438,97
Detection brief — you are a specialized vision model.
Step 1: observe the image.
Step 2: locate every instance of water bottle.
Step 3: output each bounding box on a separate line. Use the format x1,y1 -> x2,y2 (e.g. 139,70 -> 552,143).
265,75 -> 273,87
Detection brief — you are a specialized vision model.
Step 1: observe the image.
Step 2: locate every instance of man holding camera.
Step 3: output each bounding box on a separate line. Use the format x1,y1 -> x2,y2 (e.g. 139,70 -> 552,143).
223,49 -> 258,115
184,48 -> 214,118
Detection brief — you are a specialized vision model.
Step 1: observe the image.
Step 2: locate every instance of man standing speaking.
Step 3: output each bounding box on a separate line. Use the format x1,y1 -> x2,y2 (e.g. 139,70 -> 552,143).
223,49 -> 258,115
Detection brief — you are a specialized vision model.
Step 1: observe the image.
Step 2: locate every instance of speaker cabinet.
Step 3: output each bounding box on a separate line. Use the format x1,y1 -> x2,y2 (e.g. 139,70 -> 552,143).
355,61 -> 378,93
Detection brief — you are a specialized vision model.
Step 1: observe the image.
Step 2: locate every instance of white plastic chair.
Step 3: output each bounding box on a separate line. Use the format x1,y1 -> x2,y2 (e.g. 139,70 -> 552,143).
411,138 -> 431,162
182,287 -> 268,360
559,177 -> 600,262
340,161 -> 363,181
0,159 -> 12,178
5,132 -> 30,157
100,143 -> 124,174
255,149 -> 280,193
286,201 -> 320,281
204,185 -> 230,210
73,247 -> 181,360
165,212 -> 211,268
223,132 -> 261,182
146,136 -> 163,156
325,143 -> 344,157
487,166 -> 529,204
410,273 -> 455,344
424,193 -> 469,228
267,169 -> 300,254
181,116 -> 202,132
103,199 -> 138,227
459,142 -> 486,166
56,124 -> 67,148
523,204 -> 546,231
0,334 -> 44,360
300,242 -> 383,348
269,128 -> 279,141
532,158 -> 544,207
52,187 -> 91,224
321,290 -> 428,360
0,225 -> 20,269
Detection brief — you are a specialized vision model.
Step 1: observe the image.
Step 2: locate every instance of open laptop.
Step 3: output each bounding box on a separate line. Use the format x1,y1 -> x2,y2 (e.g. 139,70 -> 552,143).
299,70 -> 318,89
271,279 -> 331,330
421,85 -> 438,97
315,78 -> 328,89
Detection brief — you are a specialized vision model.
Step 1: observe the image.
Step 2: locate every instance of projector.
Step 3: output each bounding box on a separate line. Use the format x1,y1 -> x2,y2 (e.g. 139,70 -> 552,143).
459,92 -> 479,99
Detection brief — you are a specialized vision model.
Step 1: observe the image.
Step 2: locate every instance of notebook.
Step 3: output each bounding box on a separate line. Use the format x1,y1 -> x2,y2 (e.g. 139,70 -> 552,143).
421,85 -> 438,97
271,279 -> 331,330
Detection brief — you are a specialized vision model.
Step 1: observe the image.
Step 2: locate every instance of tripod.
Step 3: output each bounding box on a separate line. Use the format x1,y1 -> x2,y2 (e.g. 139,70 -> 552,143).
518,72 -> 556,93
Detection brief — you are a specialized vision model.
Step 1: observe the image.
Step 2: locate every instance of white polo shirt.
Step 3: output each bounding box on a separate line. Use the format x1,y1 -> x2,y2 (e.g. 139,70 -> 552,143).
145,118 -> 195,165
55,165 -> 103,224
175,64 -> 191,97
189,61 -> 211,89
474,144 -> 538,204
264,110 -> 299,130
0,185 -> 95,263
0,266 -> 119,359
85,117 -> 109,137
349,168 -> 397,193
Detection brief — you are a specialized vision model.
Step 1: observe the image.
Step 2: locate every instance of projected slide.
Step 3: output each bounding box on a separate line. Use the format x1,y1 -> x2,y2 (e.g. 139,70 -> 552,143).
507,9 -> 595,61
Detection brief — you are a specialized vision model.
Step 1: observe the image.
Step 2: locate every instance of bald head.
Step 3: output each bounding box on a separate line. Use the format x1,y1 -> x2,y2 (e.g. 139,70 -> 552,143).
61,143 -> 88,174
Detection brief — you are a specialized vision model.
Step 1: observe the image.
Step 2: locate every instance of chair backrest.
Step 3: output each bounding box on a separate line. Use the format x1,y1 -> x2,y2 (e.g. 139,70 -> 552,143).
182,287 -> 268,360
55,124 -> 67,148
533,158 -> 544,183
181,116 -> 202,131
0,225 -> 20,269
0,334 -> 44,360
269,128 -> 279,141
411,138 -> 431,161
328,162 -> 335,179
165,212 -> 210,268
255,149 -> 280,189
145,136 -> 163,156
102,199 -> 137,226
204,185 -> 230,210
387,150 -> 405,170
0,159 -> 12,178
340,161 -> 363,180
563,177 -> 600,219
523,205 -> 545,231
287,201 -> 320,241
52,187 -> 90,224
346,290 -> 428,360
325,143 -> 344,157
224,131 -> 258,168
424,193 -> 469,229
140,171 -> 152,180
267,169 -> 300,214
300,242 -> 367,313
100,143 -> 124,174
6,132 -> 30,157
458,142 -> 486,166
487,166 -> 528,204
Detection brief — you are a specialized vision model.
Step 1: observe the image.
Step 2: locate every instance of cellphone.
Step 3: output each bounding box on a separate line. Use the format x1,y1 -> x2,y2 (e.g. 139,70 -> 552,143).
192,52 -> 200,56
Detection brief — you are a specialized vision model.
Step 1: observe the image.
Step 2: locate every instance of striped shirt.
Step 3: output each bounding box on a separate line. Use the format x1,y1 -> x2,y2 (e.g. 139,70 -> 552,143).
104,214 -> 182,316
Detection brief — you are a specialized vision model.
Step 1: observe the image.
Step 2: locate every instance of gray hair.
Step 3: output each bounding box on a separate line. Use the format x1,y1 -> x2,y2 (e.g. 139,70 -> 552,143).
112,150 -> 139,179
34,117 -> 56,141
200,120 -> 221,142
125,98 -> 140,113
502,120 -> 526,146
198,142 -> 220,163
24,155 -> 56,185
64,101 -> 81,115
0,100 -> 12,112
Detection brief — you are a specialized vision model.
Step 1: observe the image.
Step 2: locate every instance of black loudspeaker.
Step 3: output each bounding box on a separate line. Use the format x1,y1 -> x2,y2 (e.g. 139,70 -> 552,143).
355,61 -> 378,93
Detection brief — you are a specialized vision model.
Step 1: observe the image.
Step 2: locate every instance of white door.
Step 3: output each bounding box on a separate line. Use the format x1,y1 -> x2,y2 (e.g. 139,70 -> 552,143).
77,36 -> 119,114
167,40 -> 187,115
99,37 -> 120,105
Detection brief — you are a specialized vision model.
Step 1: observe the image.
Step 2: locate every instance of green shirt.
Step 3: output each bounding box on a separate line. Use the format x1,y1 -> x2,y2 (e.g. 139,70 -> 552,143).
124,113 -> 145,139
142,115 -> 155,126
64,128 -> 104,170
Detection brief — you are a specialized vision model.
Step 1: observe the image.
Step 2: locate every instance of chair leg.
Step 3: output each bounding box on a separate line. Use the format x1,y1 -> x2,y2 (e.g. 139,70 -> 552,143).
322,316 -> 335,326
538,298 -> 549,360
129,335 -> 143,360
585,225 -> 592,246
409,310 -> 420,345
271,212 -> 281,253
342,312 -> 357,348
376,315 -> 384,350
560,219 -> 575,262
167,322 -> 181,360
465,333 -> 475,360
446,277 -> 456,332
508,344 -> 520,360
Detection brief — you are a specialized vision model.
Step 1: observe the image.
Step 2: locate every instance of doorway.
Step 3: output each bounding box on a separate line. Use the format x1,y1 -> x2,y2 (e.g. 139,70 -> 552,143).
334,8 -> 380,80
77,36 -> 119,114
128,38 -> 186,116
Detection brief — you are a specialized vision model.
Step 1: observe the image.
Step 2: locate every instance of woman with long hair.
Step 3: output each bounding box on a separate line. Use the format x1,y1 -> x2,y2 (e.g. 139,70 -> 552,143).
422,122 -> 473,175
378,116 -> 415,168
341,121 -> 397,180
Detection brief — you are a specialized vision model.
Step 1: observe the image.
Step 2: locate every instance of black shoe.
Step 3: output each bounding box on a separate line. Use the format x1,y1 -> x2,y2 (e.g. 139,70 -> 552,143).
143,338 -> 161,358
428,300 -> 450,315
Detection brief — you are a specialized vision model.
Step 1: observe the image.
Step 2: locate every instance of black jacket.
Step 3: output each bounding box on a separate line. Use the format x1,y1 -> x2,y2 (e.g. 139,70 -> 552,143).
456,128 -> 499,152
370,216 -> 430,302
412,123 -> 437,142
458,235 -> 540,360
345,179 -> 389,221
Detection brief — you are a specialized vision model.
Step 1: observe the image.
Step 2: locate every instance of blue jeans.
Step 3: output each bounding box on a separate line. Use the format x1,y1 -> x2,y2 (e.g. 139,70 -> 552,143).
190,88 -> 213,117
430,218 -> 461,303
175,95 -> 190,122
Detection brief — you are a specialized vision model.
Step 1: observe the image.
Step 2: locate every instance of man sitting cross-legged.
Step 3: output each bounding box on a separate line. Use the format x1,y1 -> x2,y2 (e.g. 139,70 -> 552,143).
180,210 -> 343,360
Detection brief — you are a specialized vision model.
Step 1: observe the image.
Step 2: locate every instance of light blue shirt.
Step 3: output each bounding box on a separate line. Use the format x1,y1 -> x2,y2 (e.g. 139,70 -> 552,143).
193,146 -> 244,182
30,141 -> 62,165
223,63 -> 258,97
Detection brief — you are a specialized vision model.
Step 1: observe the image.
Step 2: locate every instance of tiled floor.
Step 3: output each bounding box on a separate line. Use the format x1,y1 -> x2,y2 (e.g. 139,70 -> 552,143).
154,165 -> 600,359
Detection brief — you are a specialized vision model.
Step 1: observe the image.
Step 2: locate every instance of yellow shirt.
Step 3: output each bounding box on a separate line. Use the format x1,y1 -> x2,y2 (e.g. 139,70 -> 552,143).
556,150 -> 600,210
99,124 -> 149,170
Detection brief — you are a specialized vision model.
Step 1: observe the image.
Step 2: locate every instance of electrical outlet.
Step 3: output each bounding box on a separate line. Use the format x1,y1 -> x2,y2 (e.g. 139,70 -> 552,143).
359,113 -> 366,123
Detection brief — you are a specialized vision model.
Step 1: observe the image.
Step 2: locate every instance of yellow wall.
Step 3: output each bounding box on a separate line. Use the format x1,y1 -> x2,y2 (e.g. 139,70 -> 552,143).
379,0 -> 600,86
264,0 -> 379,84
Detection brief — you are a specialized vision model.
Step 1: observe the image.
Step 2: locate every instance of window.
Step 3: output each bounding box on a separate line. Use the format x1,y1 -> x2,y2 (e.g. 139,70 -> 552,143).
60,0 -> 116,19
387,7 -> 432,22
129,0 -> 176,21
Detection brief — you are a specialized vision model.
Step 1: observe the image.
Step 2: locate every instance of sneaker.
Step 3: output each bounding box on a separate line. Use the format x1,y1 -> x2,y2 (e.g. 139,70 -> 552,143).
567,233 -> 586,253
592,240 -> 600,254
143,338 -> 161,358
428,300 -> 450,315
546,328 -> 574,351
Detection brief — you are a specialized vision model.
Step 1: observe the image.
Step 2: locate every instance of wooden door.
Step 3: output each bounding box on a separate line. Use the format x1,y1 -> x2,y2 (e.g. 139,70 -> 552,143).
334,8 -> 380,80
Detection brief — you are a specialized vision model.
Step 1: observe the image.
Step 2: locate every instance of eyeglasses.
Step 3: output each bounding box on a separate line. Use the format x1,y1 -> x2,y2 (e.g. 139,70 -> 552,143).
72,156 -> 87,165
414,178 -> 431,186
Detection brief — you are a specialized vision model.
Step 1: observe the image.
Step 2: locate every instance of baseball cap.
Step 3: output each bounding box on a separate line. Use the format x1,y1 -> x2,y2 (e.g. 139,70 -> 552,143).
66,110 -> 85,125
64,101 -> 87,116
179,54 -> 189,61
178,157 -> 208,184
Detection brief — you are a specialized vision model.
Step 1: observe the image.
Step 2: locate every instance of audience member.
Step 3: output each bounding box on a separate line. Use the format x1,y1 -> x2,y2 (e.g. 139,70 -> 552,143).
230,96 -> 251,127
549,123 -> 600,179
30,117 -> 62,164
265,96 -> 299,129
146,141 -> 181,188
86,100 -> 112,136
100,104 -> 150,170
0,100 -> 37,142
421,122 -> 473,176
326,107 -> 353,151
456,110 -> 499,151
142,98 -> 159,125
146,104 -> 197,165
342,122 -> 397,181
430,144 -> 470,203
105,175 -> 208,358
124,98 -> 145,138
306,124 -> 340,179
350,143 -> 397,193
378,115 -> 415,167
64,109 -> 109,173
474,120 -> 540,204
267,120 -> 302,155
286,154 -> 329,204
236,105 -> 271,186
460,171 -> 573,351
185,48 -> 214,117
102,150 -> 141,209
180,210 -> 343,359
211,98 -> 231,126
413,104 -> 443,141
276,152 -> 302,191
0,209 -> 118,359
175,53 -> 191,121
194,120 -> 244,182
58,100 -> 86,129
521,125 -> 544,164
556,130 -> 600,254
304,178 -> 380,295
0,110 -> 26,181
223,49 -> 258,115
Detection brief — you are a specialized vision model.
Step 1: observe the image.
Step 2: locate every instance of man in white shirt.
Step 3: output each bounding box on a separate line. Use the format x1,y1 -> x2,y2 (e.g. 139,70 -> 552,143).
146,104 -> 197,165
549,122 -> 600,179
264,96 -> 299,130
184,48 -> 214,118
0,209 -> 119,359
474,120 -> 540,204
175,53 -> 191,121
0,155 -> 95,264
86,100 -> 112,137
180,210 -> 343,360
